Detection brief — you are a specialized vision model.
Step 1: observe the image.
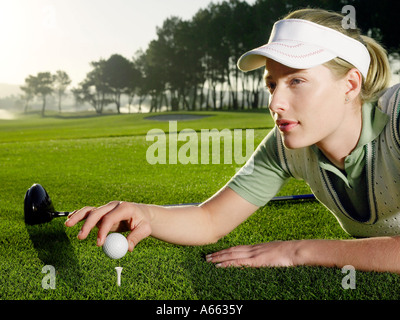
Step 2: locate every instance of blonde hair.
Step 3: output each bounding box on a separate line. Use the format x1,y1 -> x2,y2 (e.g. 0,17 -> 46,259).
284,8 -> 391,102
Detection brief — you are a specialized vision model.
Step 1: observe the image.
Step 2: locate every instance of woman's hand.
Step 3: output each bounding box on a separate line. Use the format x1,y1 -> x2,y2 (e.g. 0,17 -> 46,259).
65,201 -> 152,252
206,237 -> 400,274
206,241 -> 302,268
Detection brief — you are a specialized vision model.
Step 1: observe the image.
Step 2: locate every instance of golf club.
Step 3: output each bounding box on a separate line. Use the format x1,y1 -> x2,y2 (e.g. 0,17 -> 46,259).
24,183 -> 316,225
269,194 -> 315,201
164,193 -> 316,206
24,183 -> 71,225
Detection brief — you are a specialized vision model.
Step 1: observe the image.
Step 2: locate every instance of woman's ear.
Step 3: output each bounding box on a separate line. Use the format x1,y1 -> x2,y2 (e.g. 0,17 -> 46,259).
344,68 -> 363,103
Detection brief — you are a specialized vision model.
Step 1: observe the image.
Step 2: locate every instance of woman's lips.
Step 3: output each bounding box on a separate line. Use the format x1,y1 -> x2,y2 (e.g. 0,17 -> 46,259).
276,119 -> 299,132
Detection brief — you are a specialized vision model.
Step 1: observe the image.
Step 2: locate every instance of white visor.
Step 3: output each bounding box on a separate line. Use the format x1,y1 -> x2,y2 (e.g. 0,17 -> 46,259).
237,19 -> 370,78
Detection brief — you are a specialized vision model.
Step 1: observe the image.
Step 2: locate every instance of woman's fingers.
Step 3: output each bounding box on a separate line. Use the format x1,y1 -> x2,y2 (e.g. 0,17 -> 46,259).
126,220 -> 152,251
64,206 -> 96,227
95,201 -> 148,248
65,201 -> 121,239
65,201 -> 152,251
78,201 -> 122,240
206,245 -> 255,266
206,242 -> 296,268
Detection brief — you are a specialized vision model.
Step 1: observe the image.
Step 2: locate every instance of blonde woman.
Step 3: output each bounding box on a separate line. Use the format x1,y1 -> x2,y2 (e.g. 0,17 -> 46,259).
66,8 -> 400,274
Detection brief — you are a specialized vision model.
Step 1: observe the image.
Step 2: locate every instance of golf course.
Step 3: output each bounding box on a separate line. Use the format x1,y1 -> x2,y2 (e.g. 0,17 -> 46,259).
1,110 -> 400,302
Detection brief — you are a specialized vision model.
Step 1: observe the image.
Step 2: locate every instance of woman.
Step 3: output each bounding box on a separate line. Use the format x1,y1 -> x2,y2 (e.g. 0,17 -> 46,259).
65,8 -> 400,273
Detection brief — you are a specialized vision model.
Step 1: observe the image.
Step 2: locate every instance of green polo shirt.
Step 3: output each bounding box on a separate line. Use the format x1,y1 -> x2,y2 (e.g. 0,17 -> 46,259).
311,102 -> 389,221
228,102 -> 389,222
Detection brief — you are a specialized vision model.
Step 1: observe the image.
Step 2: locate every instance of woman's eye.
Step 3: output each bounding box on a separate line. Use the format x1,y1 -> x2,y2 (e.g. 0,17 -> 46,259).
290,78 -> 303,86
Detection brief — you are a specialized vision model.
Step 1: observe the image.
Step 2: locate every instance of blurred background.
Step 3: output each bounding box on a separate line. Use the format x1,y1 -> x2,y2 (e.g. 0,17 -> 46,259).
0,0 -> 398,117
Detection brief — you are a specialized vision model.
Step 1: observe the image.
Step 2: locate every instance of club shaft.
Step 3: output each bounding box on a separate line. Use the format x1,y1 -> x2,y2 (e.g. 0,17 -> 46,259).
165,194 -> 316,206
49,195 -> 316,217
270,194 -> 315,201
53,211 -> 72,217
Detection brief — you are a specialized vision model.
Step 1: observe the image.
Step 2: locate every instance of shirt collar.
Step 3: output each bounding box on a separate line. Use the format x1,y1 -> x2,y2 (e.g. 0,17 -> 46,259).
311,102 -> 389,187
356,101 -> 389,148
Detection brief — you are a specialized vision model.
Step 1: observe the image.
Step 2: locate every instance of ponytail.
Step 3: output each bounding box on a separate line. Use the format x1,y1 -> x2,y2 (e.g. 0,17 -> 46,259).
360,35 -> 391,102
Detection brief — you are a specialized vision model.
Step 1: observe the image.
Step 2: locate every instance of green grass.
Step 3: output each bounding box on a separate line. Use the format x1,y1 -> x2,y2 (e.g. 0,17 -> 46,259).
1,110 -> 400,301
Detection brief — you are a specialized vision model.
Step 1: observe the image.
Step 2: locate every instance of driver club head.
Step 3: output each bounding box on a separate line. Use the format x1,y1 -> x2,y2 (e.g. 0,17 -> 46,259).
24,183 -> 70,225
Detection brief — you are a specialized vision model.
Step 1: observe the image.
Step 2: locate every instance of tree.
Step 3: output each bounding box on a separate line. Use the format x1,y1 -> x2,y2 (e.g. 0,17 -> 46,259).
143,39 -> 169,112
172,19 -> 206,110
132,50 -> 152,113
36,72 -> 54,116
24,72 -> 54,117
348,0 -> 400,53
103,54 -> 135,113
53,70 -> 71,113
125,64 -> 143,113
203,2 -> 232,110
20,75 -> 36,113
72,60 -> 111,114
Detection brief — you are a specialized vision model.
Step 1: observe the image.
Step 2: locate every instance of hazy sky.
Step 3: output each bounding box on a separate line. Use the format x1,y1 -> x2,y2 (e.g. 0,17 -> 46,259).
0,0 -> 256,86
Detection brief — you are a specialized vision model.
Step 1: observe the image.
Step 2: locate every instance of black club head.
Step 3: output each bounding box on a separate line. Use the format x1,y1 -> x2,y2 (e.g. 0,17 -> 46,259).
24,184 -> 56,225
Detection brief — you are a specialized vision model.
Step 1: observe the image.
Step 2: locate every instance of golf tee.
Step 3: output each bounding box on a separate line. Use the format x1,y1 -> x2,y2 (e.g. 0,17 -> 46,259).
115,267 -> 123,286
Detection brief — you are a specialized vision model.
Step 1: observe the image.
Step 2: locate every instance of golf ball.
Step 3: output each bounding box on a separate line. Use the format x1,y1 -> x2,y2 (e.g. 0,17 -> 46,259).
103,233 -> 128,259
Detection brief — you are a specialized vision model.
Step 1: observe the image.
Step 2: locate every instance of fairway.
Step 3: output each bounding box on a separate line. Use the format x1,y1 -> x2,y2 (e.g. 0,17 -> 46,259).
1,111 -> 400,302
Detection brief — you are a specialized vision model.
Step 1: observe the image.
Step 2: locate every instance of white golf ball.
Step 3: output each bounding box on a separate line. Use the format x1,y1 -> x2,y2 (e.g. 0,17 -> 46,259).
103,233 -> 128,259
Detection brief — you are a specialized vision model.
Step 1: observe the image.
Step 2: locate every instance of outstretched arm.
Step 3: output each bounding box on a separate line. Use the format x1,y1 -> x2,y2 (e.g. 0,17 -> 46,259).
207,236 -> 400,274
65,186 -> 258,251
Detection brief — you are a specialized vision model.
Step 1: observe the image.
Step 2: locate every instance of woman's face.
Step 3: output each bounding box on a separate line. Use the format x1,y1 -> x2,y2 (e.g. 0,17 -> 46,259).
265,58 -> 351,150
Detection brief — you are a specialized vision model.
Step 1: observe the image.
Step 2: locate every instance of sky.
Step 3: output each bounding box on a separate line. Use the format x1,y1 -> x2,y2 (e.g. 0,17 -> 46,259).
0,0 -> 256,86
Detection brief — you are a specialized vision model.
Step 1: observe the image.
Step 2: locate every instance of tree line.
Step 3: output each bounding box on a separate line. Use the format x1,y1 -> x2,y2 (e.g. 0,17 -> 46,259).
21,71 -> 71,116
20,0 -> 399,116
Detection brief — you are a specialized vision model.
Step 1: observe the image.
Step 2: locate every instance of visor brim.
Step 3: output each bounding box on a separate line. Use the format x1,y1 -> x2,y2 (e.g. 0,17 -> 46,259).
237,40 -> 337,72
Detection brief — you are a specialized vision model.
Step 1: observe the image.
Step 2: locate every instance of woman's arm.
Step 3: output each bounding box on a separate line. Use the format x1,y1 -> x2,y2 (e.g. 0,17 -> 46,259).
207,236 -> 400,274
65,186 -> 258,251
298,236 -> 400,273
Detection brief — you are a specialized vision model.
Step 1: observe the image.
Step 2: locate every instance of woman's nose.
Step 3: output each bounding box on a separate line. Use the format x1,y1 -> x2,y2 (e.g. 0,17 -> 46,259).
268,90 -> 288,114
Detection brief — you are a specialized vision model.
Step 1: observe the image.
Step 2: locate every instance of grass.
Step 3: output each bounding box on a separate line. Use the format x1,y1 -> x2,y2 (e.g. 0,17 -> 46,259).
1,110 -> 400,302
